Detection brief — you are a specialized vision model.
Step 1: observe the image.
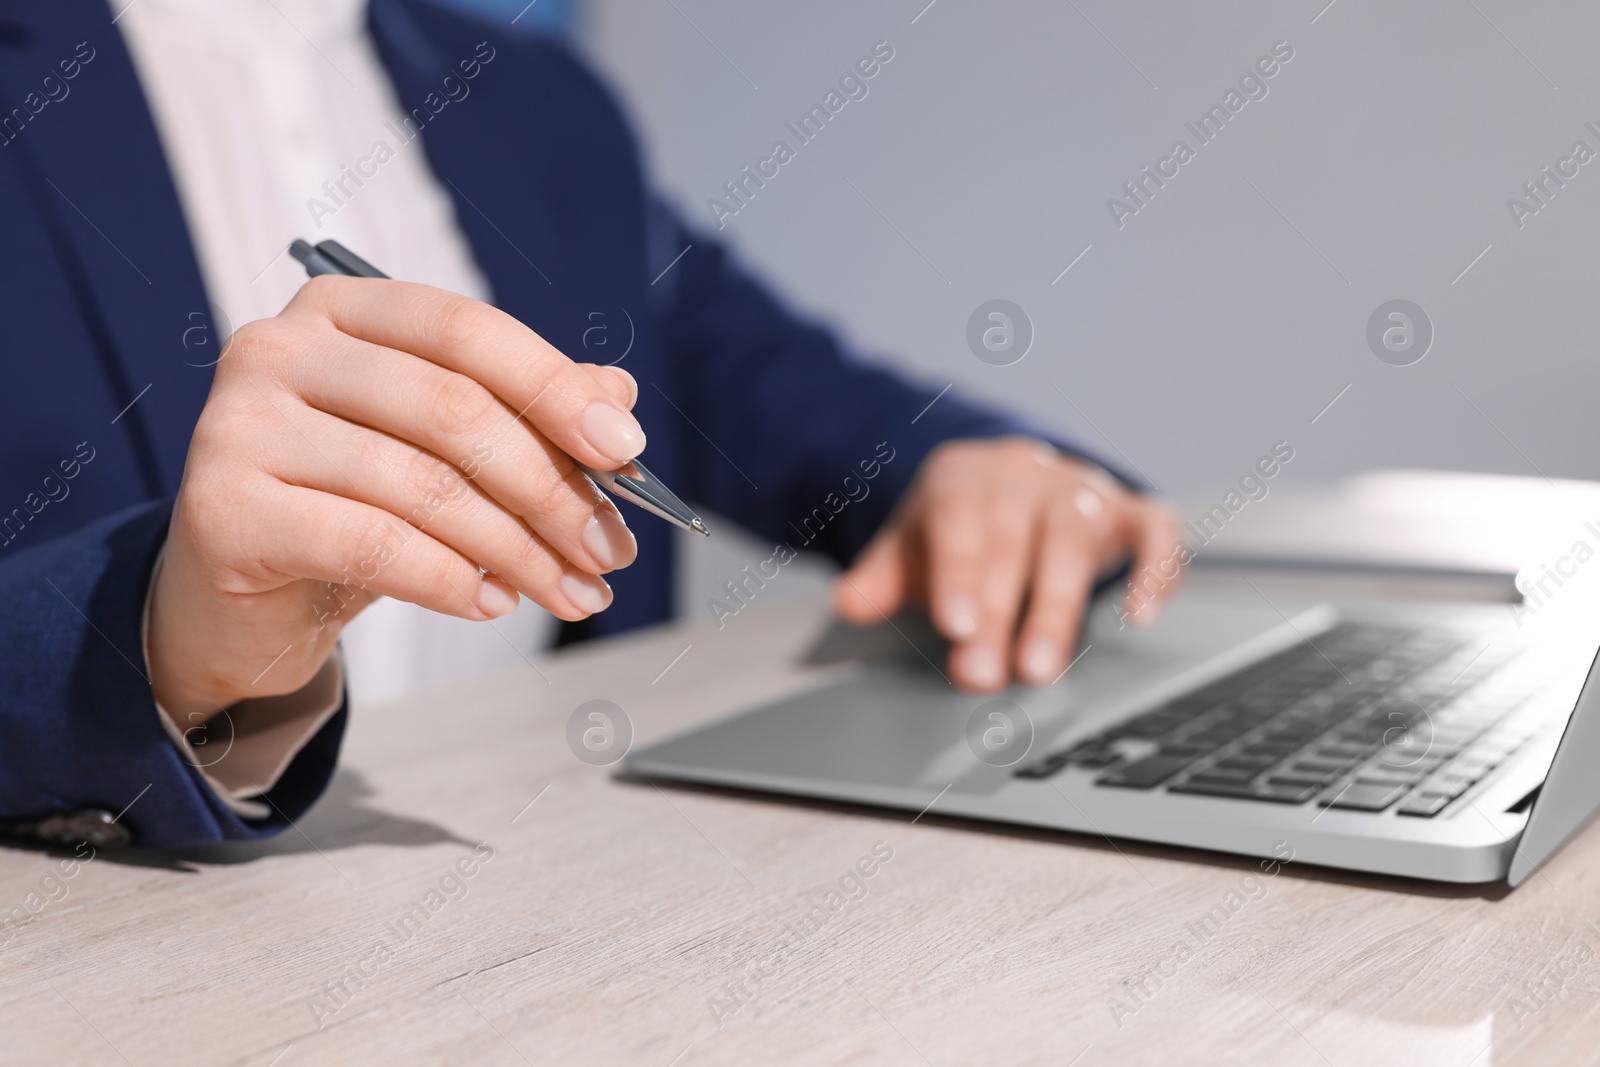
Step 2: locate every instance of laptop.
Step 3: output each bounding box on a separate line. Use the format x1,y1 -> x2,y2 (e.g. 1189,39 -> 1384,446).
623,582 -> 1600,886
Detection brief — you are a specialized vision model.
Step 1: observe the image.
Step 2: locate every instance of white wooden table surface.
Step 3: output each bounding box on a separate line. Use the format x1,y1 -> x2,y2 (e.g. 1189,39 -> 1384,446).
4,595 -> 1600,1066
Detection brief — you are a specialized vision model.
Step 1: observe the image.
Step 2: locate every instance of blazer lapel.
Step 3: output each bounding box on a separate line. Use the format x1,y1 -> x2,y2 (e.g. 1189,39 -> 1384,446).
0,0 -> 216,495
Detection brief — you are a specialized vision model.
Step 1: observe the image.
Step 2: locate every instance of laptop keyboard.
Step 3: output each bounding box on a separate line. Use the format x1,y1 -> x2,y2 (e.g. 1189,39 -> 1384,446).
1014,622 -> 1550,817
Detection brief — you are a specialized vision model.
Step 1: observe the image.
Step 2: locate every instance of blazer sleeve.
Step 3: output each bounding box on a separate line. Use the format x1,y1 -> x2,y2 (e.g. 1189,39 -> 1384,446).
0,501 -> 346,848
646,199 -> 1136,565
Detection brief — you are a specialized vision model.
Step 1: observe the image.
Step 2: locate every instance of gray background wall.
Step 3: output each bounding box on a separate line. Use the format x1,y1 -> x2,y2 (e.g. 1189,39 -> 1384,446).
567,1 -> 1600,619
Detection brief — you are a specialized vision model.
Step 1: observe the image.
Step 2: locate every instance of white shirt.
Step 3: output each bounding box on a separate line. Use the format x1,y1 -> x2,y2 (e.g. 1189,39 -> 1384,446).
119,0 -> 557,806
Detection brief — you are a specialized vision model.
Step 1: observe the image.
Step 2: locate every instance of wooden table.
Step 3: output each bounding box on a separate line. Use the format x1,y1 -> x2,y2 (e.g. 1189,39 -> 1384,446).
4,595 -> 1600,1066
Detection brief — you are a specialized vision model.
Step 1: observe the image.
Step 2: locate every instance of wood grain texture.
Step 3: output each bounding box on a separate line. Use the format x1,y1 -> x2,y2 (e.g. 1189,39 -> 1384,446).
4,595 -> 1600,1067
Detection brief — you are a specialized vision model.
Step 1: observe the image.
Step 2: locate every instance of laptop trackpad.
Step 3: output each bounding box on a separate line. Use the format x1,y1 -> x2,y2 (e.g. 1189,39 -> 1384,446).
637,593 -> 1305,794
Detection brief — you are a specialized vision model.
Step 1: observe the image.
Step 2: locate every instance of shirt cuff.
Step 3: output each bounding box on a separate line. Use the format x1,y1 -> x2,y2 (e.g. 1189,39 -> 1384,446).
142,547 -> 345,819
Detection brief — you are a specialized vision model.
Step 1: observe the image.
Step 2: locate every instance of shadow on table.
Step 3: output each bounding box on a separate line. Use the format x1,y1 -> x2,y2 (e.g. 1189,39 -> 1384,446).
95,769 -> 476,872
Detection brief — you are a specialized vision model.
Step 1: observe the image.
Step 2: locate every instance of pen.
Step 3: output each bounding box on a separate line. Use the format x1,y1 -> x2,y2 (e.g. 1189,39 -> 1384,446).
289,238 -> 709,537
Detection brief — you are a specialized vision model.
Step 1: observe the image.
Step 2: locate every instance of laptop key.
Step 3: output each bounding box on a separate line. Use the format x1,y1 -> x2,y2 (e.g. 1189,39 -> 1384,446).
1216,755 -> 1278,772
1268,770 -> 1337,787
1423,773 -> 1476,798
1060,742 -> 1120,768
1353,765 -> 1428,786
1096,754 -> 1196,789
1119,715 -> 1188,739
1291,760 -> 1352,777
1264,725 -> 1323,743
1169,779 -> 1319,803
1240,743 -> 1296,759
1013,754 -> 1069,779
1186,731 -> 1247,749
1181,771 -> 1260,788
1449,758 -> 1497,780
1321,782 -> 1409,811
1396,792 -> 1453,817
1187,765 -> 1261,783
1058,740 -> 1123,767
1314,744 -> 1371,761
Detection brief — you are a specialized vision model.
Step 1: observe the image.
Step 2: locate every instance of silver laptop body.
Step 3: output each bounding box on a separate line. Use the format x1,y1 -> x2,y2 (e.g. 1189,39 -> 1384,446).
624,583 -> 1600,885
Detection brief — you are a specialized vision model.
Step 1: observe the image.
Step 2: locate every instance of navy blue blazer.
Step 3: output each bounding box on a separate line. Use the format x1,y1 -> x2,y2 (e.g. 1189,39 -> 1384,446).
0,0 -> 1084,846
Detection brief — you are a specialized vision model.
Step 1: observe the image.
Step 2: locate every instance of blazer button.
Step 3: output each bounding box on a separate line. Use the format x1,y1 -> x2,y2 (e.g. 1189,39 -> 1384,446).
35,810 -> 129,849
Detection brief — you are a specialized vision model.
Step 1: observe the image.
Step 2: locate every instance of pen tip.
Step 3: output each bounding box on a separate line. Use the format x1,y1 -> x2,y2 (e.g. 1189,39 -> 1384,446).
690,517 -> 710,536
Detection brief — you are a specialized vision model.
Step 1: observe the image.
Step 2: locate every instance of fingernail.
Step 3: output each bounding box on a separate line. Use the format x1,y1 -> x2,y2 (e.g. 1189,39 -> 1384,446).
965,644 -> 1003,689
581,403 -> 646,464
561,571 -> 612,615
605,366 -> 639,406
943,595 -> 978,639
1022,639 -> 1060,685
476,579 -> 519,619
582,507 -> 636,570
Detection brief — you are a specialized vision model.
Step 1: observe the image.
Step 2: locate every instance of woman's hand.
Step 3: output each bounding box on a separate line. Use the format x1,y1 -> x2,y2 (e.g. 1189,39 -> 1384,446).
149,277 -> 642,722
835,437 -> 1184,692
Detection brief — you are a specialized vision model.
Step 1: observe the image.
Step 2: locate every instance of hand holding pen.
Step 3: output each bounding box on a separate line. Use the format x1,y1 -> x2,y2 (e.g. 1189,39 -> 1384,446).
147,238 -> 698,723
290,239 -> 707,537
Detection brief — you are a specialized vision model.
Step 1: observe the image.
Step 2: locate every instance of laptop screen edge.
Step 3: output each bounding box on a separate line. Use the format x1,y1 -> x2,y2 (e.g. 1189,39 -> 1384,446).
1508,643 -> 1600,886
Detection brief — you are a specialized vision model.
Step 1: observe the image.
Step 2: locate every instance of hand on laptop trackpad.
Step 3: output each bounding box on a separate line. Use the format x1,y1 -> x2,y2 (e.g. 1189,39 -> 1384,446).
803,556 -> 1132,677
